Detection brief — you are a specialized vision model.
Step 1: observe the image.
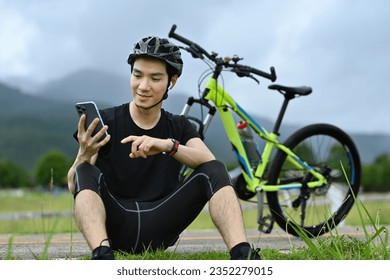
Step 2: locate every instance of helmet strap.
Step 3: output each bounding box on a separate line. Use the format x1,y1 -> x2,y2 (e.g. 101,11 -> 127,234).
134,89 -> 169,110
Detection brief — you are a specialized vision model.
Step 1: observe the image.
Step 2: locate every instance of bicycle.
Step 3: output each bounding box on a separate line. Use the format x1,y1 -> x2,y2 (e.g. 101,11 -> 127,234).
168,25 -> 361,237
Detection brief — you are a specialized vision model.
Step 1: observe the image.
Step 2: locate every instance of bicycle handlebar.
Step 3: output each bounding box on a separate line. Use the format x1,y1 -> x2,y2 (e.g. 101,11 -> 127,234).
168,24 -> 277,82
169,25 -> 215,61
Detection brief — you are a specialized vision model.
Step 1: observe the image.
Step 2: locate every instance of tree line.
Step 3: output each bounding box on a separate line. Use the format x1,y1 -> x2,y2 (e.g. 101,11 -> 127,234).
0,150 -> 389,192
0,150 -> 71,190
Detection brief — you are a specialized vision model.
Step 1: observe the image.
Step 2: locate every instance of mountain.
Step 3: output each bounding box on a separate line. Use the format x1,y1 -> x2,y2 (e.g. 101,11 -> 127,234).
347,133 -> 390,165
1,69 -> 389,171
0,83 -> 79,169
37,69 -> 130,106
0,83 -> 73,116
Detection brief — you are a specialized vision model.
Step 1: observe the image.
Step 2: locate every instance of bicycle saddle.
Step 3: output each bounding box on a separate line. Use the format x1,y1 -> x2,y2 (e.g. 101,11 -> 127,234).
268,84 -> 312,97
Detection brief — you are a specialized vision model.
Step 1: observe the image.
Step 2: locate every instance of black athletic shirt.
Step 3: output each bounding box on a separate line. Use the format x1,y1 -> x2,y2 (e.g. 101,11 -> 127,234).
96,103 -> 200,202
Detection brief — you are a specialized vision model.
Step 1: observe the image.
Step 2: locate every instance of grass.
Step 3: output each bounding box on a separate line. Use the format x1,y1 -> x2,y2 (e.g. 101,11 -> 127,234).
0,189 -> 389,260
0,190 -> 76,234
277,164 -> 389,260
0,191 -> 72,212
1,191 -> 389,234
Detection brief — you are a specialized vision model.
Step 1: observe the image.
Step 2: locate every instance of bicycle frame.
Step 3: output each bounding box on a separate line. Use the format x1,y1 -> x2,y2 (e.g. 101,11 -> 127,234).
190,77 -> 328,194
171,24 -> 360,236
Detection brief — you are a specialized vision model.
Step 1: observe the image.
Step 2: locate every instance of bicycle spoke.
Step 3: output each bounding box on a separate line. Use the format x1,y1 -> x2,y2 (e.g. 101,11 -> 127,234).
267,124 -> 361,236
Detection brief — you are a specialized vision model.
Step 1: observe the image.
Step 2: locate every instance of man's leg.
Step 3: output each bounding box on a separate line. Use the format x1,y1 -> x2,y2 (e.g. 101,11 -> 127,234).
72,163 -> 115,259
208,185 -> 248,250
209,185 -> 261,260
178,160 -> 261,259
74,189 -> 110,250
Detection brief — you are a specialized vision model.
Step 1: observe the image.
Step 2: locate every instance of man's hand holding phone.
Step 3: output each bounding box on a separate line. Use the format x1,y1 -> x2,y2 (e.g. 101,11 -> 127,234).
75,101 -> 108,142
75,102 -> 110,161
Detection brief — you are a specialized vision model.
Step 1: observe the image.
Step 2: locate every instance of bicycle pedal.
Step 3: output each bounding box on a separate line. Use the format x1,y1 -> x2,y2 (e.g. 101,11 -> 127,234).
258,214 -> 275,234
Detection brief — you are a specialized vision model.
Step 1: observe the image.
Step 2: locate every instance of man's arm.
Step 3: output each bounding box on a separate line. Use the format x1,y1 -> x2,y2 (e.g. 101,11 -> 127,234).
121,135 -> 215,169
170,137 -> 215,169
67,115 -> 110,194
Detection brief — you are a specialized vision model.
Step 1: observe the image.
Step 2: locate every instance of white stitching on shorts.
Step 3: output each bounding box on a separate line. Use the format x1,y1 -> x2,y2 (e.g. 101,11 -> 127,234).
107,172 -> 212,213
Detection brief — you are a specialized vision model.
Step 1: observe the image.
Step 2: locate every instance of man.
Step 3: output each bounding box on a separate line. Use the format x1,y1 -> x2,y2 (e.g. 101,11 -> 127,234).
67,36 -> 261,260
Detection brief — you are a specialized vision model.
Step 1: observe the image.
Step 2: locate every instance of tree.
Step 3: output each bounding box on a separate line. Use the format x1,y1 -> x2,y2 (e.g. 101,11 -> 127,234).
362,153 -> 390,192
34,150 -> 71,188
0,158 -> 31,188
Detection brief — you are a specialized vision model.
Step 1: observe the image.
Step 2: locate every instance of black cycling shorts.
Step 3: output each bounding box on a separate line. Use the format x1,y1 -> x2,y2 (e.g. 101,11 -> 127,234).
73,160 -> 232,254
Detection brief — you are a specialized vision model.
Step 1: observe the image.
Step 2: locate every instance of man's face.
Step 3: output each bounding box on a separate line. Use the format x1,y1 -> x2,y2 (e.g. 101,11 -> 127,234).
131,57 -> 169,109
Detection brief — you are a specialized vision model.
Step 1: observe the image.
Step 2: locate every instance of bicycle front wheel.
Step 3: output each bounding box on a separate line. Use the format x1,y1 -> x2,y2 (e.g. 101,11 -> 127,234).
266,123 -> 361,237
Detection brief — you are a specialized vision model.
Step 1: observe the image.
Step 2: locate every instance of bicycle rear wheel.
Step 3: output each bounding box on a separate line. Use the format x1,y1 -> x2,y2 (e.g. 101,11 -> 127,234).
266,123 -> 361,237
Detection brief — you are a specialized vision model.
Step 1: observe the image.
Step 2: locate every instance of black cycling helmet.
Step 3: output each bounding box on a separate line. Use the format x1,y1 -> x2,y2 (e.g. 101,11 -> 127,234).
127,36 -> 183,77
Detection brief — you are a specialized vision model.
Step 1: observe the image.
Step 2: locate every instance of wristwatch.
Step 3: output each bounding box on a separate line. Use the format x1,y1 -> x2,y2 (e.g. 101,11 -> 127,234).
163,138 -> 179,157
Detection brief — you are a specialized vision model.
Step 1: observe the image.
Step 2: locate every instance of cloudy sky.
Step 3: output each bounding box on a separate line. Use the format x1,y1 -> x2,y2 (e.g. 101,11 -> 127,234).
0,0 -> 389,135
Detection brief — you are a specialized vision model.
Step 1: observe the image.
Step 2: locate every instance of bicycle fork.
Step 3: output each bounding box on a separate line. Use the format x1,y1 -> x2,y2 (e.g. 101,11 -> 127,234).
180,96 -> 216,138
178,97 -> 216,181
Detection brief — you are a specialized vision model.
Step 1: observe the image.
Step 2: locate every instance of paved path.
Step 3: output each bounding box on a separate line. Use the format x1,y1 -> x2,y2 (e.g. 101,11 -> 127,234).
0,226 -> 373,260
1,192 -> 388,259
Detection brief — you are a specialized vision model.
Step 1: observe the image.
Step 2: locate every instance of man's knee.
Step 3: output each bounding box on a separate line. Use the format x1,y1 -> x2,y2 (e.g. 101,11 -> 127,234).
197,160 -> 228,175
195,160 -> 233,196
73,163 -> 104,198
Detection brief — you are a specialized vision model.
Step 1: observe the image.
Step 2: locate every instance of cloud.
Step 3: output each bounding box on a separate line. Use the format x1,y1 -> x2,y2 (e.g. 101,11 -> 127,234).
0,0 -> 389,134
0,5 -> 39,77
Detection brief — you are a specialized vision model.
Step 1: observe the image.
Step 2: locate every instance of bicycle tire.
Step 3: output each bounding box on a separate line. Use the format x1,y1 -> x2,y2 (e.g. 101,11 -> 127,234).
266,123 -> 361,237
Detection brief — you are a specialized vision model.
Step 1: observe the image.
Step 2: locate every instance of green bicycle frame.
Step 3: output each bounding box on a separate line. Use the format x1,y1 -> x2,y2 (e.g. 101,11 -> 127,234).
204,78 -> 328,193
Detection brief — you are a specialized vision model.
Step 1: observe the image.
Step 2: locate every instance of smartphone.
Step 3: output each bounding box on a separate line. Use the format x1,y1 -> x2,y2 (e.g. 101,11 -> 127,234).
75,101 -> 108,141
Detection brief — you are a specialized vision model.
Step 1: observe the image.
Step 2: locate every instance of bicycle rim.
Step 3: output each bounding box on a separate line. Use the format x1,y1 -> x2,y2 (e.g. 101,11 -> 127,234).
266,123 -> 361,237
